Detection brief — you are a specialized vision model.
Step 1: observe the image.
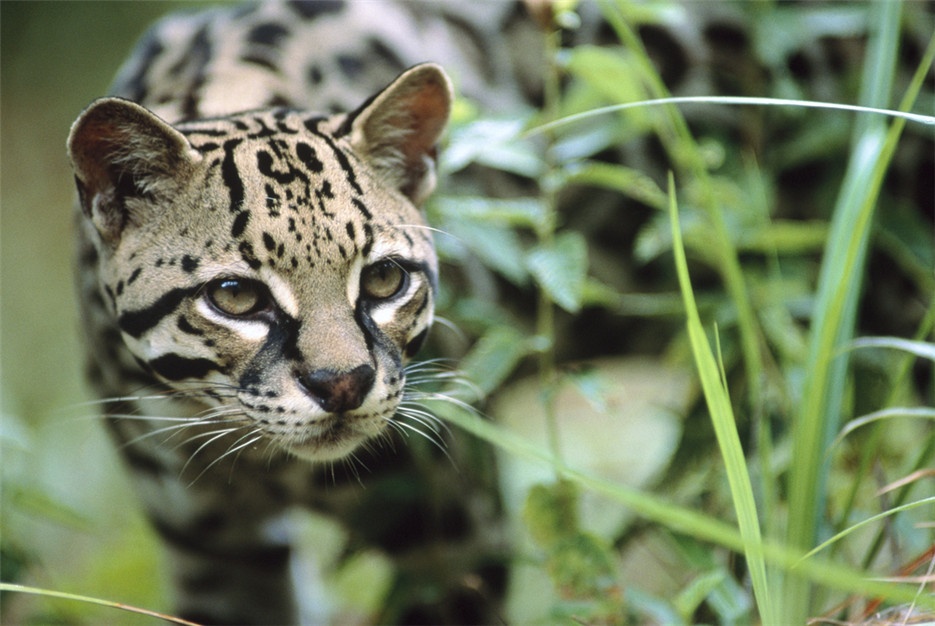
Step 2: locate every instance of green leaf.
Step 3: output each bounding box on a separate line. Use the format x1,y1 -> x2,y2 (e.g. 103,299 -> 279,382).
799,496 -> 935,564
564,45 -> 649,114
443,218 -> 528,285
737,220 -> 829,254
564,365 -> 609,413
428,399 -> 934,610
633,210 -> 711,265
523,480 -> 580,547
432,196 -> 548,230
526,231 -> 589,313
458,326 -> 534,395
546,534 -> 618,599
786,12 -> 932,618
674,569 -> 726,620
0,582 -> 192,626
563,162 -> 667,211
442,117 -> 544,177
333,550 -> 393,613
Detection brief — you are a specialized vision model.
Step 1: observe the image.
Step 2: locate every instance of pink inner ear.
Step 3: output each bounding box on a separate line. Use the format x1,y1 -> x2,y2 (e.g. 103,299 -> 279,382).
71,121 -> 113,187
400,80 -> 450,161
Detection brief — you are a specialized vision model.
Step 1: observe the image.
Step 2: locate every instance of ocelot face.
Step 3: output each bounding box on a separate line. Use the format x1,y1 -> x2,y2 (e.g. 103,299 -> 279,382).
70,65 -> 450,460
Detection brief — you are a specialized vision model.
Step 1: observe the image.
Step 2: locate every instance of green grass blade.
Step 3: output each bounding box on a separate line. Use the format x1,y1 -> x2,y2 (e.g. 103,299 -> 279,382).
667,174 -> 775,623
784,3 -> 934,619
526,97 -> 934,137
798,496 -> 935,563
848,337 -> 935,361
832,407 -> 935,448
0,583 -> 199,625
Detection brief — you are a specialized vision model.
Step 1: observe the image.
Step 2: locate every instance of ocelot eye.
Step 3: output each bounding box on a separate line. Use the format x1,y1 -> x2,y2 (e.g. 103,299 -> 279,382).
206,278 -> 269,317
360,259 -> 408,301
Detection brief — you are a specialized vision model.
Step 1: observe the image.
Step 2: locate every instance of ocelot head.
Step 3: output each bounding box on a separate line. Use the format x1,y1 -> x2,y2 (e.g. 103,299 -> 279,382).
69,64 -> 451,461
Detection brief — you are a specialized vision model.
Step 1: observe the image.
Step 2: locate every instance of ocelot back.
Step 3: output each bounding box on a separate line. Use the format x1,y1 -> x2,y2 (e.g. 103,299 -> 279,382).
68,2 -> 542,623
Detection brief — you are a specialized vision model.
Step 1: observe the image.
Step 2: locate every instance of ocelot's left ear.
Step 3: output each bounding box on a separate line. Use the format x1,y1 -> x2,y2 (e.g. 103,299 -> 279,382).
343,63 -> 452,205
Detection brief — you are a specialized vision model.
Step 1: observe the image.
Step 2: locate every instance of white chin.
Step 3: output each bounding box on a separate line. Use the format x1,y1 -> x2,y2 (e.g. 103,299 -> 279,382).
285,436 -> 366,462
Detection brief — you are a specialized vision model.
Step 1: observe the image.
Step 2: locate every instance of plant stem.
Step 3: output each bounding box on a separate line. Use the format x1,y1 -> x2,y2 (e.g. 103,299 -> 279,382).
537,17 -> 564,472
598,0 -> 766,415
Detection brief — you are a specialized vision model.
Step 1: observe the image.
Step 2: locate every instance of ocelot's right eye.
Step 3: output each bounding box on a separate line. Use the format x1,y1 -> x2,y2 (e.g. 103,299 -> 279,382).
205,278 -> 269,317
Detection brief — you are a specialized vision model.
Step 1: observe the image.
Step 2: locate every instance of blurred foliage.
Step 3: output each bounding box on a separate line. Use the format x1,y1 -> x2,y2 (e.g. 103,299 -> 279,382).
426,0 -> 934,622
2,1 -> 933,624
1,3 -> 226,623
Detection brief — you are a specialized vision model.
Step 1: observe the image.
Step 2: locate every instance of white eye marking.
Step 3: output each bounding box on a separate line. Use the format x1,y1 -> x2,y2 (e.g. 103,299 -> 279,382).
196,299 -> 269,341
368,275 -> 421,326
260,269 -> 299,317
368,240 -> 413,261
195,261 -> 254,283
347,256 -> 363,306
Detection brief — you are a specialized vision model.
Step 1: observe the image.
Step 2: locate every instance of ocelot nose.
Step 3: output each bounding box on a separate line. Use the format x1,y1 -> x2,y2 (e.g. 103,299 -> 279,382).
296,364 -> 375,413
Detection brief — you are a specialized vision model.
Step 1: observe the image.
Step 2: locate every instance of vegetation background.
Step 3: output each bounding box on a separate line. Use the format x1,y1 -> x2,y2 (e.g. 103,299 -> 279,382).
2,1 -> 933,624
2,2 -> 233,620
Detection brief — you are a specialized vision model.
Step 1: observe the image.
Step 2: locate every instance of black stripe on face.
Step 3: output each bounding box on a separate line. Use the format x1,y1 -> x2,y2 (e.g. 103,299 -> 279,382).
149,353 -> 221,381
177,315 -> 204,335
405,328 -> 429,358
222,138 -> 245,212
118,287 -> 198,338
302,121 -> 363,195
238,313 -> 303,391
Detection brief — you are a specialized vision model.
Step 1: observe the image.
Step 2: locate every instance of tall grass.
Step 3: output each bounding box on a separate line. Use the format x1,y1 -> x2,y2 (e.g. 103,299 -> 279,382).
436,0 -> 934,621
785,1 -> 934,619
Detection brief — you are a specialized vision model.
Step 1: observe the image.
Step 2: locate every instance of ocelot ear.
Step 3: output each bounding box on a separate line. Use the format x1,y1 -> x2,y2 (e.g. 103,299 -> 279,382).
67,98 -> 200,244
343,63 -> 452,205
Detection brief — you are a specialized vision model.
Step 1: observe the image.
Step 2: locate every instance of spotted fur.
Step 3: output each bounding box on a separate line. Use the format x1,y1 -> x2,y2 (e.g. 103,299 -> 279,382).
69,2 -> 521,623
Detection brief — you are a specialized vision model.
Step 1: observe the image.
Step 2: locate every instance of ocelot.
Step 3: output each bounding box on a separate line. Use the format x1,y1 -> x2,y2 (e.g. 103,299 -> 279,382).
68,1 -> 538,623
69,1 -> 933,624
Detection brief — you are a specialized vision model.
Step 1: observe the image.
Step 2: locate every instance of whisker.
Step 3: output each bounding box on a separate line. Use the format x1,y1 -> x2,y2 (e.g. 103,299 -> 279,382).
389,413 -> 450,460
192,432 -> 264,487
107,413 -> 197,423
406,389 -> 482,416
120,418 -> 214,448
395,408 -> 444,438
179,426 -> 245,478
425,315 -> 467,342
120,406 -> 244,448
68,384 -> 246,423
392,407 -> 443,445
403,361 -> 482,400
230,432 -> 265,469
340,451 -> 367,487
193,429 -> 265,483
174,423 -> 244,451
262,438 -> 282,468
397,403 -> 447,430
403,357 -> 457,373
392,223 -> 461,242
